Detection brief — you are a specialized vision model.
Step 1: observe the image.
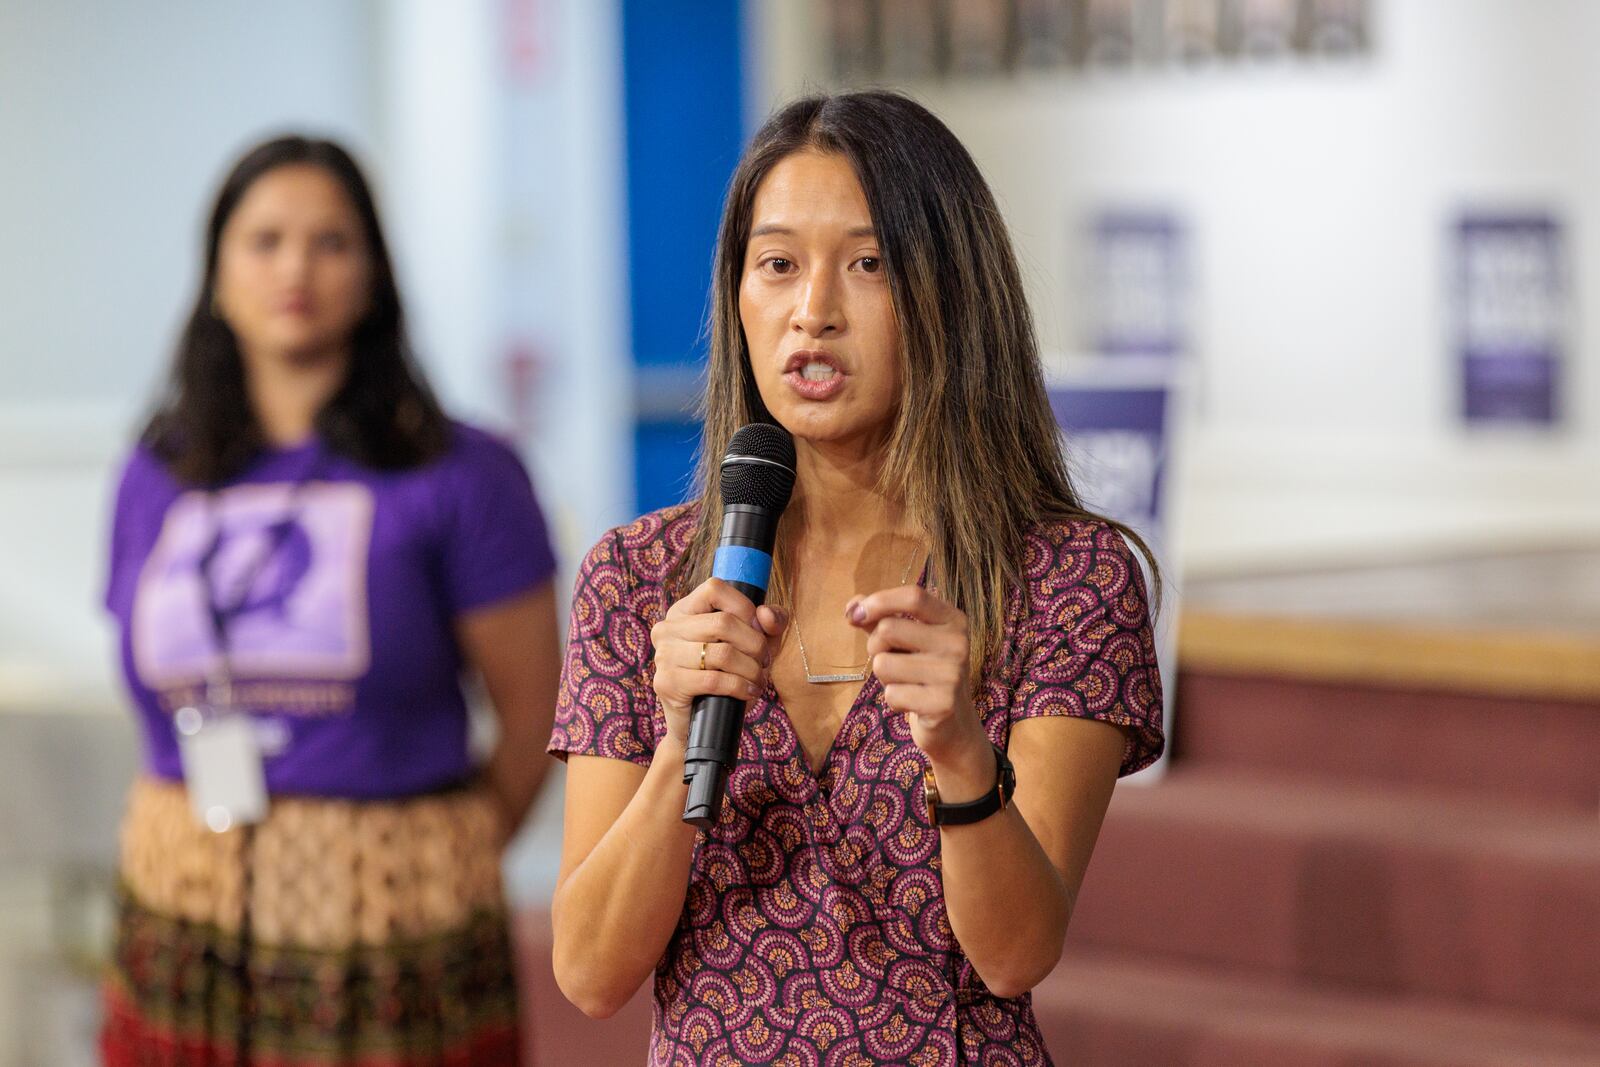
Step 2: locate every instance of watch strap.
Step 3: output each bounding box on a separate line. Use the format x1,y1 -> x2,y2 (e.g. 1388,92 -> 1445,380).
923,743 -> 1016,826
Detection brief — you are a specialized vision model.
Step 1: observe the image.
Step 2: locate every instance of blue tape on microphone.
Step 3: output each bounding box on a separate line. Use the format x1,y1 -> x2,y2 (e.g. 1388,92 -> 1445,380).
713,545 -> 773,591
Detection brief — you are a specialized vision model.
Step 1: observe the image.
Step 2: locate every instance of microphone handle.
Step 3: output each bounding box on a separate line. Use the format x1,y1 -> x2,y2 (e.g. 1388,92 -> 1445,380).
682,506 -> 779,829
682,576 -> 764,829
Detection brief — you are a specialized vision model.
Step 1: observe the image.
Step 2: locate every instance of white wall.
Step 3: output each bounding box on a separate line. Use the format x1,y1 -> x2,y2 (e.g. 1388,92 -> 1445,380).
753,0 -> 1600,573
0,2 -> 377,413
0,2 -> 378,704
373,0 -> 503,424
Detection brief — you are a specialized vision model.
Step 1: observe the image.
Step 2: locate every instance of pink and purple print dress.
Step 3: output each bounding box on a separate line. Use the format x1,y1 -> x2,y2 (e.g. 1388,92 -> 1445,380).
550,504 -> 1163,1066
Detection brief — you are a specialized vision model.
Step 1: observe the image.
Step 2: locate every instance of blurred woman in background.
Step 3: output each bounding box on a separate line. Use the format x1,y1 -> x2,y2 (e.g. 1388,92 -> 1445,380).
100,135 -> 559,1066
549,91 -> 1163,1065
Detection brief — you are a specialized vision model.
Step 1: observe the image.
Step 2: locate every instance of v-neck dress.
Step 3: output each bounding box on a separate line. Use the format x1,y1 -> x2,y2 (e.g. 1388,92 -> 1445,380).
549,504 -> 1164,1066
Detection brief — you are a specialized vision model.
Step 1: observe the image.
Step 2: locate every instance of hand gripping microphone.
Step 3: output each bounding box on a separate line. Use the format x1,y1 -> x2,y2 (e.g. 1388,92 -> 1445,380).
682,423 -> 796,829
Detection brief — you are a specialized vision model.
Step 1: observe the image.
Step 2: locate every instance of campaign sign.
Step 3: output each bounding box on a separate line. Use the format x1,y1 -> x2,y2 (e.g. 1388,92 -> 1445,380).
1049,383 -> 1168,534
1456,213 -> 1564,426
1047,358 -> 1182,779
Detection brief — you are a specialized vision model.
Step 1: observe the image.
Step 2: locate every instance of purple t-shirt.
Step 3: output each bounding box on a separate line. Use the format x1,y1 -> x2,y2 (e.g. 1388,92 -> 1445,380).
105,422 -> 557,799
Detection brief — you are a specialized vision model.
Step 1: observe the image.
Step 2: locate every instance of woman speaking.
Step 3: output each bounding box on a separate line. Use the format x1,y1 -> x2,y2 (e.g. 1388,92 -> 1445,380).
550,91 -> 1163,1065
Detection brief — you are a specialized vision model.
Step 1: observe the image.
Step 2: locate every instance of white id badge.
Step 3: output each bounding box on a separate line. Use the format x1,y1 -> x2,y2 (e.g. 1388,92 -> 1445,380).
176,707 -> 269,832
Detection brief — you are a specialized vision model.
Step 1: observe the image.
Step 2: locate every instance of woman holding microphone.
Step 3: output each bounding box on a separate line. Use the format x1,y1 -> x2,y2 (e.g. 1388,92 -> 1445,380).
550,92 -> 1163,1065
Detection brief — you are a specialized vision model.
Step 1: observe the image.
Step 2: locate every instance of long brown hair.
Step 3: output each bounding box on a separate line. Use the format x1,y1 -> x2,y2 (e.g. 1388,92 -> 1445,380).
678,91 -> 1160,676
143,135 -> 449,486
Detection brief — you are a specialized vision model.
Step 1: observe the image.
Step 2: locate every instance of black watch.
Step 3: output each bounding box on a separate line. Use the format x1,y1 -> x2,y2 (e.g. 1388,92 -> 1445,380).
924,744 -> 1016,826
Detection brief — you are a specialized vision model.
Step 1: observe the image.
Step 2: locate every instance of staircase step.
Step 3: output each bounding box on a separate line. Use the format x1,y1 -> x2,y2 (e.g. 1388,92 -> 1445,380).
1039,949 -> 1600,1067
1178,606 -> 1600,706
1068,769 -> 1600,1022
1175,666 -> 1600,809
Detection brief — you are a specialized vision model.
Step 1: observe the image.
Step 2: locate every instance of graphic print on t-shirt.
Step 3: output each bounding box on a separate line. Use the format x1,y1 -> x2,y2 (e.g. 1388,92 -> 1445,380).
132,482 -> 374,693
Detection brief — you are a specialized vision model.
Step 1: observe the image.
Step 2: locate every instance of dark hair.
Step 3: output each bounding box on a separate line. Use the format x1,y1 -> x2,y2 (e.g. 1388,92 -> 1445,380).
681,90 -> 1160,676
142,135 -> 448,485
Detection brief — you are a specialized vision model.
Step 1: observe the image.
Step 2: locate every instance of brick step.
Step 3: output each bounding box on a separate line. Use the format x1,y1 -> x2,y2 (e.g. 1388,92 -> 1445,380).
1068,769 -> 1600,1022
1175,667 -> 1600,810
1039,949 -> 1600,1067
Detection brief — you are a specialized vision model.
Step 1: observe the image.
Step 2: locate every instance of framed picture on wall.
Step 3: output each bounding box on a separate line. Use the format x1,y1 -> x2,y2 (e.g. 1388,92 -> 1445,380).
879,0 -> 942,79
828,0 -> 881,83
1164,0 -> 1223,65
1299,0 -> 1368,57
1016,0 -> 1077,70
1226,0 -> 1298,60
947,0 -> 1014,76
1083,0 -> 1140,67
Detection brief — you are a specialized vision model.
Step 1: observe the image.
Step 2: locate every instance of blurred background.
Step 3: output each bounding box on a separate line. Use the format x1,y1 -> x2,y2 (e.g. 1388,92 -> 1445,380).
2,1 -> 1597,1064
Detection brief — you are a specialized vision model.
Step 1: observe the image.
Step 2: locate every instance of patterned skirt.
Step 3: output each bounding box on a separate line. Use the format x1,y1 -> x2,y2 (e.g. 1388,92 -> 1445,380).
100,777 -> 524,1067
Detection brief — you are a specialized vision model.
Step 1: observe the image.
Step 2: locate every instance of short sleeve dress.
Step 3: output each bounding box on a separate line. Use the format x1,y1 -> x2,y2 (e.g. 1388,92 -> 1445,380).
550,504 -> 1163,1066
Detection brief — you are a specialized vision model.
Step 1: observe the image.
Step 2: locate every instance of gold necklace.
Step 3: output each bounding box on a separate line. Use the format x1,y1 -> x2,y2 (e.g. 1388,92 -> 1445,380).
791,552 -> 922,685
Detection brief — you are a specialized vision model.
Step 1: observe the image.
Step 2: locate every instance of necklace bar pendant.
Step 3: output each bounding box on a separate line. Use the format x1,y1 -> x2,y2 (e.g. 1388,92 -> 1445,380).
805,670 -> 867,684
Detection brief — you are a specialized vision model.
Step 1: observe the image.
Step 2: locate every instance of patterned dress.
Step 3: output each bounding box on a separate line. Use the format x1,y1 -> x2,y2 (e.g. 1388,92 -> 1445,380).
549,504 -> 1164,1066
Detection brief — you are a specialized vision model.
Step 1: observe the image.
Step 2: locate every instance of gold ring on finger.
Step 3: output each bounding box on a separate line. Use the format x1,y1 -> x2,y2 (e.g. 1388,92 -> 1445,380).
699,642 -> 708,671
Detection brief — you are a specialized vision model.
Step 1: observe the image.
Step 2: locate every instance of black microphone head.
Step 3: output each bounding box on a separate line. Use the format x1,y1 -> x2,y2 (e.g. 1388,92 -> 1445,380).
720,423 -> 796,512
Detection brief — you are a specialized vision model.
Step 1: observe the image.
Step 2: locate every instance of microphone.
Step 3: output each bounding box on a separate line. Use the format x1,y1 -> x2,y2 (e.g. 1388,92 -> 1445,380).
682,423 -> 796,829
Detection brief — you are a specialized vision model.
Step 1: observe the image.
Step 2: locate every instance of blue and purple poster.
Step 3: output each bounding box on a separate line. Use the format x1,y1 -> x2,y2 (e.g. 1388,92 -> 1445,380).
1090,211 -> 1187,359
1455,213 -> 1565,426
